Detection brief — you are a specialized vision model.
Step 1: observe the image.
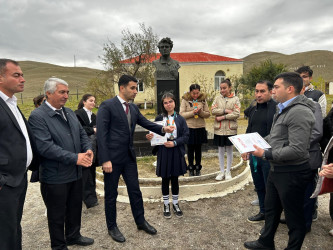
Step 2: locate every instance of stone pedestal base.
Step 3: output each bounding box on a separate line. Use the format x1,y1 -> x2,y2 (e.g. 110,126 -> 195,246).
156,79 -> 179,114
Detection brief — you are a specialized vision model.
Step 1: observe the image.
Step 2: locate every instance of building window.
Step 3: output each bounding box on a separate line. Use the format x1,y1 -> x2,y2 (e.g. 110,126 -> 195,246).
215,71 -> 226,90
138,81 -> 144,92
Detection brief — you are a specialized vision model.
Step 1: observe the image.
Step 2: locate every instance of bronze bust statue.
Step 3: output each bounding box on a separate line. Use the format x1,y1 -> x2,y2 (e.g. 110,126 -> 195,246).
153,37 -> 180,80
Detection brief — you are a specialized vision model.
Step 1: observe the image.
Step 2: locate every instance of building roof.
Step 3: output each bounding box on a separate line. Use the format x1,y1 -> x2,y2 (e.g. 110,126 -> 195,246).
122,52 -> 242,64
169,52 -> 242,63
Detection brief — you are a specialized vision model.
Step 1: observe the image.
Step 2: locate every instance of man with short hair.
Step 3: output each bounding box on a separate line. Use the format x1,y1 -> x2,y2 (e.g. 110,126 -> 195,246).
29,78 -> 94,250
244,72 -> 315,250
0,58 -> 39,250
296,65 -> 326,117
242,81 -> 277,223
97,74 -> 175,243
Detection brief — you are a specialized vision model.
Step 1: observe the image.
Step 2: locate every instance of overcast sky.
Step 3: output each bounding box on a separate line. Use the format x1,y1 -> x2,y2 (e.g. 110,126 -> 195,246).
1,0 -> 332,70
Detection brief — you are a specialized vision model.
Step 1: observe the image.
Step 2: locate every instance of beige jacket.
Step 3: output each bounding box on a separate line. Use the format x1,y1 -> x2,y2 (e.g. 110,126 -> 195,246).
180,92 -> 210,128
211,93 -> 241,135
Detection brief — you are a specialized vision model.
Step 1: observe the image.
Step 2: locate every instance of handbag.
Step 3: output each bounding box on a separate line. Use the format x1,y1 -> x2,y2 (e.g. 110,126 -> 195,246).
311,136 -> 333,198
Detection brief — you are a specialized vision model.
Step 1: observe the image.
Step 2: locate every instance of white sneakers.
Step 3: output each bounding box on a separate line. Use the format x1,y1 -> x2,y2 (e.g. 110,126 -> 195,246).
215,171 -> 232,181
215,172 -> 224,181
225,171 -> 232,180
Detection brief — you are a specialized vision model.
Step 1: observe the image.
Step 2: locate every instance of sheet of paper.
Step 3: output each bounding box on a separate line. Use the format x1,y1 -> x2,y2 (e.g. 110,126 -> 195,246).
150,121 -> 167,146
228,132 -> 271,154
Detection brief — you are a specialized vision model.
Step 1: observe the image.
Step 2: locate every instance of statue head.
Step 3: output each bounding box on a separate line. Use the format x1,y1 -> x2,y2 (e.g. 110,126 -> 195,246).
158,37 -> 173,57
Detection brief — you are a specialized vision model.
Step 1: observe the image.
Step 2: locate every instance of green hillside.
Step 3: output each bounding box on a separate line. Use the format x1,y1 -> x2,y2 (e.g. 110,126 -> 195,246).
243,50 -> 333,81
19,61 -> 103,100
17,50 -> 333,103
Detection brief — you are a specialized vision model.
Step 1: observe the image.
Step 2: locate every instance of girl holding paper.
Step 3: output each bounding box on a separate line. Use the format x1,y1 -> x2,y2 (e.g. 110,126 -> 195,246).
212,79 -> 241,181
146,92 -> 189,219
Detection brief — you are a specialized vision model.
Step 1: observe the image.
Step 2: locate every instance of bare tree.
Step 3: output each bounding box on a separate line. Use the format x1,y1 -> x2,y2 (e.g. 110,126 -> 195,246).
100,23 -> 159,90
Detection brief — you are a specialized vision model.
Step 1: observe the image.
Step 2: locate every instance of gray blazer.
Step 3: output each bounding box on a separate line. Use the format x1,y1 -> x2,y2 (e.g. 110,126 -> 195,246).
28,102 -> 91,184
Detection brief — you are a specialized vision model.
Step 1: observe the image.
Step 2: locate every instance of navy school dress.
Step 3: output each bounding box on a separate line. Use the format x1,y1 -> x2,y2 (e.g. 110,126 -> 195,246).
153,113 -> 189,178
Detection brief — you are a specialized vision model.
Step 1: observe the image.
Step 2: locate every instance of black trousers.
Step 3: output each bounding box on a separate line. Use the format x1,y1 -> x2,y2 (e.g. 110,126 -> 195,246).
0,173 -> 27,250
187,144 -> 202,166
161,176 -> 179,196
41,179 -> 83,250
82,166 -> 98,207
303,170 -> 317,230
259,168 -> 312,250
104,158 -> 145,230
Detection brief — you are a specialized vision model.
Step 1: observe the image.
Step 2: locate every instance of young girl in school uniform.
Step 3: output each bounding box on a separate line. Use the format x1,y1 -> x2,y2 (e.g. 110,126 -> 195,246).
146,92 -> 189,218
212,79 -> 240,181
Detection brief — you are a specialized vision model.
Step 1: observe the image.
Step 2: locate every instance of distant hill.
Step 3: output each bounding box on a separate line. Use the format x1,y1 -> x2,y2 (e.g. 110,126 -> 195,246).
19,61 -> 103,100
18,50 -> 333,100
242,50 -> 333,81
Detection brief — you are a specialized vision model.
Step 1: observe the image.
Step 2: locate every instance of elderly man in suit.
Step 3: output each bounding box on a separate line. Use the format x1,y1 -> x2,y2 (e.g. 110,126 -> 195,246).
97,75 -> 175,243
0,58 -> 39,250
29,78 -> 94,250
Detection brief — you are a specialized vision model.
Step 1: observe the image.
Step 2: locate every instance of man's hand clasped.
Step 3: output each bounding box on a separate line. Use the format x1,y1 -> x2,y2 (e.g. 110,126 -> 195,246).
77,150 -> 94,167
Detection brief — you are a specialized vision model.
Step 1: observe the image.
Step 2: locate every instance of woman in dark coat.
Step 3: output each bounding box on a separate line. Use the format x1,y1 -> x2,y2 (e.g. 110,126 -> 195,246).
75,94 -> 98,208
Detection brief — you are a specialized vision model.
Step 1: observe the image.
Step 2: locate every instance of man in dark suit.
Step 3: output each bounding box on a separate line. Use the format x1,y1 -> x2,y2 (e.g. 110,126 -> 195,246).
29,78 -> 94,250
0,58 -> 39,250
97,75 -> 175,243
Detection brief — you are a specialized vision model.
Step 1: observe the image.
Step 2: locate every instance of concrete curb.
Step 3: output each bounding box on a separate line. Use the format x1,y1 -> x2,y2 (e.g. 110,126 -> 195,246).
96,159 -> 251,203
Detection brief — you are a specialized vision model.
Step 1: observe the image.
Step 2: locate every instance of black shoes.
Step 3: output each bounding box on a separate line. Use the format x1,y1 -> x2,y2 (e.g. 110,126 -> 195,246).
137,220 -> 157,235
109,222 -> 157,242
66,235 -> 94,246
188,165 -> 195,176
247,212 -> 265,223
108,226 -> 126,243
244,240 -> 275,250
164,204 -> 172,219
195,165 -> 202,176
172,203 -> 183,217
86,201 -> 99,209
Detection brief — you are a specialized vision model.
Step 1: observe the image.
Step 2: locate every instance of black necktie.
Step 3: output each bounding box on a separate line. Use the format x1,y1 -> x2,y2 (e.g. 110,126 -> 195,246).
55,109 -> 66,121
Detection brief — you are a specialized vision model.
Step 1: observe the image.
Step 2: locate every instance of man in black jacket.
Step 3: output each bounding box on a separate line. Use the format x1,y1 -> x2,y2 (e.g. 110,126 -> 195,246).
0,58 -> 39,250
242,81 -> 277,223
29,78 -> 94,250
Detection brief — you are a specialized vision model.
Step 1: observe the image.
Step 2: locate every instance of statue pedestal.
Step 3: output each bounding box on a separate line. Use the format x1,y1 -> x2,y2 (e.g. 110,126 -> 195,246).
156,78 -> 179,114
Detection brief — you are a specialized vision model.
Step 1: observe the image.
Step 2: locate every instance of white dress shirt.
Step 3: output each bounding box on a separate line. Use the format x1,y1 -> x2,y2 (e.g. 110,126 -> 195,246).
83,107 -> 92,123
117,95 -> 129,112
0,90 -> 33,168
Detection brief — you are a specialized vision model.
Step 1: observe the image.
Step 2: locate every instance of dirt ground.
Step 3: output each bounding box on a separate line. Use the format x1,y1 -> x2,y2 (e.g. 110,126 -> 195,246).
22,173 -> 333,250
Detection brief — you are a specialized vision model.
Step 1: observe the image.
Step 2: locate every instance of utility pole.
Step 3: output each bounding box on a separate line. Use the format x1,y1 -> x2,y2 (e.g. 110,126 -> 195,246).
74,55 -> 76,67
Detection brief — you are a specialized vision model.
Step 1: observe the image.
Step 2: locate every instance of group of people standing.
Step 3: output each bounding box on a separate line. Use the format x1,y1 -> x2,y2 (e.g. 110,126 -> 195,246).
3,56 -> 333,250
0,57 -> 244,249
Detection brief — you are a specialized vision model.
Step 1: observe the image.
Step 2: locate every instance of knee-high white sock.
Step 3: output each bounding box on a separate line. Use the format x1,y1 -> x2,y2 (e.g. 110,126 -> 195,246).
163,195 -> 169,205
226,146 -> 233,172
172,195 -> 179,205
218,146 -> 225,173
